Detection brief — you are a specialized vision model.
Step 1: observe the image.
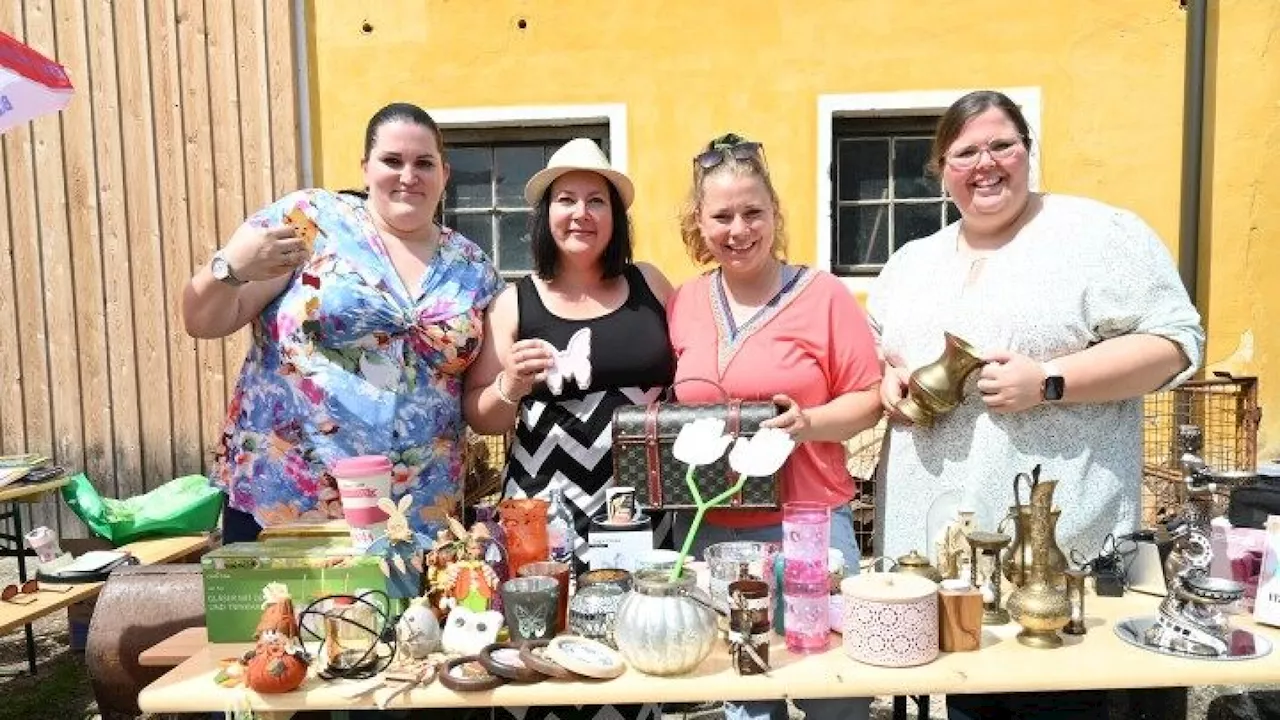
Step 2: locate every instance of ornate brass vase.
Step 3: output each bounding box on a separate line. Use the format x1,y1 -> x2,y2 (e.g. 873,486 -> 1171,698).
894,332 -> 985,427
1001,506 -> 1067,587
1005,473 -> 1071,648
1001,468 -> 1068,587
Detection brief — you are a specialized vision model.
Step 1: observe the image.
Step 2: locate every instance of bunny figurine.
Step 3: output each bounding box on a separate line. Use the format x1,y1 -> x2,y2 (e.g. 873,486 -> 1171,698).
367,495 -> 430,599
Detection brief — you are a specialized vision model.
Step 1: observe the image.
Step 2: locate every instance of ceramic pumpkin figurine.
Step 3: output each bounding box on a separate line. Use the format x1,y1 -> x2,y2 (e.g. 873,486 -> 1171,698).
245,640 -> 309,693
244,582 -> 310,694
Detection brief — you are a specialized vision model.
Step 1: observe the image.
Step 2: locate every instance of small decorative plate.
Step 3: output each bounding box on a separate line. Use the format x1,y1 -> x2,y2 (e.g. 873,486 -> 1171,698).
439,655 -> 507,692
478,642 -> 546,683
545,635 -> 626,680
518,639 -> 578,679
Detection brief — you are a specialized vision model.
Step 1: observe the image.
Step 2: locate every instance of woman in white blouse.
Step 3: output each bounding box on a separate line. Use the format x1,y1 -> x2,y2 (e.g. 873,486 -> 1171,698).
869,90 -> 1204,719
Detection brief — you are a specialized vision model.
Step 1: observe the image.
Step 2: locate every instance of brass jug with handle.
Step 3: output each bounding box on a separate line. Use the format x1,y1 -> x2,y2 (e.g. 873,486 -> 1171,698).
893,332 -> 986,427
1004,466 -> 1071,648
1001,467 -> 1068,587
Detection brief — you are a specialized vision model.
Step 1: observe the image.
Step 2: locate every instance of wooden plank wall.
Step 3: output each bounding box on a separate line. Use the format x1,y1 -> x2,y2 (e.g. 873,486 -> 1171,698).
0,0 -> 301,537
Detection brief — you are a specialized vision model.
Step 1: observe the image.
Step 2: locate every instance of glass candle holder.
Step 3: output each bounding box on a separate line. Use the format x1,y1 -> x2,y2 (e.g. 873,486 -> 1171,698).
705,541 -> 777,631
518,561 -> 571,632
1063,568 -> 1089,636
501,576 -> 560,643
966,530 -> 1011,625
498,498 -> 550,579
782,502 -> 830,584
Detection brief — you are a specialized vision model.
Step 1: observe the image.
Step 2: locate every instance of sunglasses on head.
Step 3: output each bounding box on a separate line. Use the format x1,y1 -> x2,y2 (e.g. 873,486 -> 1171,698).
694,141 -> 765,171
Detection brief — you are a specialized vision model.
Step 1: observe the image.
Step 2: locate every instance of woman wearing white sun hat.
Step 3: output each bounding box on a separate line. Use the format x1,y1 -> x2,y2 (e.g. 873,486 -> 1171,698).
464,136 -> 674,720
465,137 -> 676,568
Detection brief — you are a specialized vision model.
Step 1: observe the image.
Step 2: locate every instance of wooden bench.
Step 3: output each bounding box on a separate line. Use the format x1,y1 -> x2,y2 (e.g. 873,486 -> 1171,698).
0,534 -> 210,637
138,625 -> 208,667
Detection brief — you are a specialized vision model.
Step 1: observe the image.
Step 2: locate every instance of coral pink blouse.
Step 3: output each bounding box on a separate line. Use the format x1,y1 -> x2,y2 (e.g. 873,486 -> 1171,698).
667,267 -> 882,528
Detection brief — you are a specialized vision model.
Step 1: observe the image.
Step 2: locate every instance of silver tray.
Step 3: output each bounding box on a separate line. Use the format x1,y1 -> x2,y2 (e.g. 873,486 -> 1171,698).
1114,615 -> 1272,661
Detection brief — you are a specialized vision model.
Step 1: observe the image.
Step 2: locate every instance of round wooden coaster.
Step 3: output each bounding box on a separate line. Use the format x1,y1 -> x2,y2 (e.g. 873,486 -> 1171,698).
545,635 -> 626,680
478,642 -> 546,683
438,655 -> 507,692
517,639 -> 578,680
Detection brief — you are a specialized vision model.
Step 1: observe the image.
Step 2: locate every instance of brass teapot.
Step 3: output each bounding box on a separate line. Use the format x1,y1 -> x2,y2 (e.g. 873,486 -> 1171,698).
894,332 -> 986,427
1004,466 -> 1071,648
893,550 -> 943,584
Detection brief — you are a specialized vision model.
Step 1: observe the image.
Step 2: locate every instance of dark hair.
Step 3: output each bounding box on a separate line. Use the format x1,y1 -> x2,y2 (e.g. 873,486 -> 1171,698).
928,91 -> 1033,176
362,102 -> 445,162
529,178 -> 633,281
341,103 -> 446,210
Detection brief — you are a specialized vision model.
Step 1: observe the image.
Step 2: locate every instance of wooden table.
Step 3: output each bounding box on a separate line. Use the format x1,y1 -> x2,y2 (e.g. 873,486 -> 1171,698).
137,592 -> 1280,714
0,475 -> 70,673
0,534 -> 210,673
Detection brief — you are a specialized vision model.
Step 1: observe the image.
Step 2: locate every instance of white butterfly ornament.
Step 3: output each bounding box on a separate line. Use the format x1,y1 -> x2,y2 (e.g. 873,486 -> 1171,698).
541,327 -> 593,396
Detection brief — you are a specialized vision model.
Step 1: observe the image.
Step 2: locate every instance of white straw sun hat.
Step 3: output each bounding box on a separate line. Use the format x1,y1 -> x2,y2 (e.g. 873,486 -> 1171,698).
523,138 -> 635,209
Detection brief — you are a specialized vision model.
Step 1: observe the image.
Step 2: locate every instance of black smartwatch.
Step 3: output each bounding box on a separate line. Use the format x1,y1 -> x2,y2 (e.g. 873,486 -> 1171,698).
1041,361 -> 1065,402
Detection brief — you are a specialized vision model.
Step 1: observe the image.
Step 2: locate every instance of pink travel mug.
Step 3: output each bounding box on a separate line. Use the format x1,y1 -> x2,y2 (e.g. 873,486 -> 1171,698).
329,455 -> 393,550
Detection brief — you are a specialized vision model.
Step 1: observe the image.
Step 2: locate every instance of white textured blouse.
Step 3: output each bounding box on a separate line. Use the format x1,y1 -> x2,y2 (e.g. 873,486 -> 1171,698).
867,194 -> 1205,563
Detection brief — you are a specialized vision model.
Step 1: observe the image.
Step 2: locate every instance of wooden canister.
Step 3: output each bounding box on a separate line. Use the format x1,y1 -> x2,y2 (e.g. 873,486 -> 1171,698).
841,572 -> 939,667
938,579 -> 983,652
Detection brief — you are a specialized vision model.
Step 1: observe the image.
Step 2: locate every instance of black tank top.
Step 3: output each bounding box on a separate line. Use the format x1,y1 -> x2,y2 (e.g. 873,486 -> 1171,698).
515,264 -> 675,401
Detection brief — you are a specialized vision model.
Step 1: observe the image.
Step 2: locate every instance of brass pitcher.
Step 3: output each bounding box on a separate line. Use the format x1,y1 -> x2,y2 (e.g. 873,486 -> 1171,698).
1005,468 -> 1071,648
894,332 -> 986,427
1001,510 -> 1068,588
1001,466 -> 1067,587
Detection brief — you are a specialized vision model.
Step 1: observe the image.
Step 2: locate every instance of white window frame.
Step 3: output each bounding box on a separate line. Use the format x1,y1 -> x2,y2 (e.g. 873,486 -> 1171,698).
428,104 -> 628,173
817,88 -> 1042,295
426,104 -> 627,275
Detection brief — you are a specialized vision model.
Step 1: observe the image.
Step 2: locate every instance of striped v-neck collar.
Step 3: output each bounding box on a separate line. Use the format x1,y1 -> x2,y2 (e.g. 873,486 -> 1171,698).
709,265 -> 816,378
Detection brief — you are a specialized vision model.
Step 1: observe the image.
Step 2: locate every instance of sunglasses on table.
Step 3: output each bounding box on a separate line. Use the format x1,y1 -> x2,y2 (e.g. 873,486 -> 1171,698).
1,579 -> 70,603
694,141 -> 765,170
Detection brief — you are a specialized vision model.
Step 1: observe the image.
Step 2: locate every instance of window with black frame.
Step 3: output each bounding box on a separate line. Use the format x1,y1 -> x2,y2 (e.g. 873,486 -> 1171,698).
443,126 -> 609,277
831,117 -> 958,276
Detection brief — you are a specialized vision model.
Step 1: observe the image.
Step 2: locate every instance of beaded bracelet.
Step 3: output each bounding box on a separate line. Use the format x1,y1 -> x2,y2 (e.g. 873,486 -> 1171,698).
494,372 -> 520,406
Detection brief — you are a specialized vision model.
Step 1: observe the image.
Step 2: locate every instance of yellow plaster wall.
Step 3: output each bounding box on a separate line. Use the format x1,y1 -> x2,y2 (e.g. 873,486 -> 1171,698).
306,0 -> 1280,457
1197,1 -> 1280,459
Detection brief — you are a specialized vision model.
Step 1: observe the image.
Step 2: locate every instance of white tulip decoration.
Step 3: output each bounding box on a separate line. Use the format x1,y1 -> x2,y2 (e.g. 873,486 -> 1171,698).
669,422 -> 797,581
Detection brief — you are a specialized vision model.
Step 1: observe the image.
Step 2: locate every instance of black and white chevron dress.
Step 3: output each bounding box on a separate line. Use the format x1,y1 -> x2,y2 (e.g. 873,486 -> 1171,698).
499,266 -> 673,720
502,265 -> 675,572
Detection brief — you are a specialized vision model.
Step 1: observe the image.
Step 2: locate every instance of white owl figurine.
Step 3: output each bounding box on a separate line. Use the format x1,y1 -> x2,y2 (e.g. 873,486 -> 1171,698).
396,597 -> 442,659
440,606 -> 503,656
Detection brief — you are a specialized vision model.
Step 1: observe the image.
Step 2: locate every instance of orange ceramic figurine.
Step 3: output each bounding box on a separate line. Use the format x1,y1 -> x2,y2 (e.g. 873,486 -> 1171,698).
244,582 -> 310,694
437,517 -> 500,613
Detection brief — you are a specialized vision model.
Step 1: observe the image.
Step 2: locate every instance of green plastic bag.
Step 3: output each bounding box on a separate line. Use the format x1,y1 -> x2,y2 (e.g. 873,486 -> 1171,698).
61,473 -> 223,545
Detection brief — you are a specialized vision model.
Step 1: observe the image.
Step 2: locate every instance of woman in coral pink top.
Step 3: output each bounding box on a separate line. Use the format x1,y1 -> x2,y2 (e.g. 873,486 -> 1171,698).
667,133 -> 882,720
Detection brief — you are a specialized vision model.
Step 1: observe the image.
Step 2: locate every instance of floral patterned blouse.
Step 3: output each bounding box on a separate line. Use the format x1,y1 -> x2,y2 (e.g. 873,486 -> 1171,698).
211,189 -> 503,539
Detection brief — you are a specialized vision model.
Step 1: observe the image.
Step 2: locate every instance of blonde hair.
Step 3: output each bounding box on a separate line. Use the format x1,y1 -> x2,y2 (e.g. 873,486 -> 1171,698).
678,135 -> 788,265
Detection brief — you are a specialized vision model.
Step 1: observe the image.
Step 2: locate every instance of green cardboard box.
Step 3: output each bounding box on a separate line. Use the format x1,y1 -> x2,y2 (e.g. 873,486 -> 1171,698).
202,539 -> 388,642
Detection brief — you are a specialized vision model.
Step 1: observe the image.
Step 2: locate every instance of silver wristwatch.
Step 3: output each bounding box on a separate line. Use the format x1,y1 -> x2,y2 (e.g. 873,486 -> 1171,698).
210,250 -> 246,287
